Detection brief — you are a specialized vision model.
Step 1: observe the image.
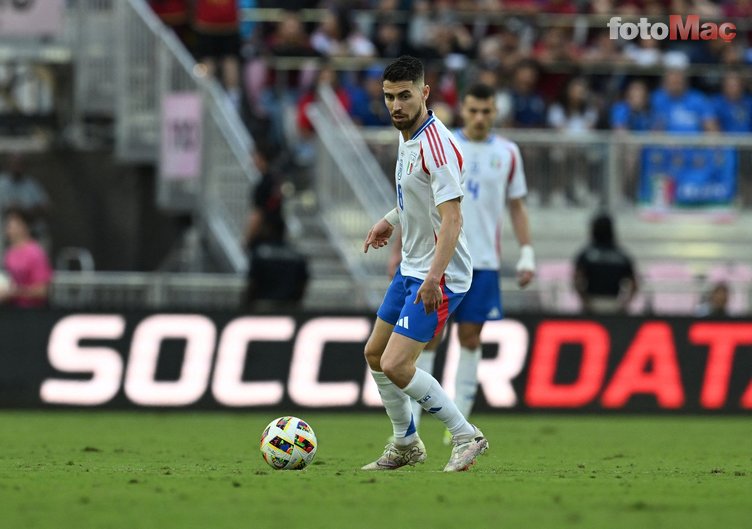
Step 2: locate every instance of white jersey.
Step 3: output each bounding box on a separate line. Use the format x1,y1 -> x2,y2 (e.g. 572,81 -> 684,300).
395,111 -> 472,293
455,131 -> 528,270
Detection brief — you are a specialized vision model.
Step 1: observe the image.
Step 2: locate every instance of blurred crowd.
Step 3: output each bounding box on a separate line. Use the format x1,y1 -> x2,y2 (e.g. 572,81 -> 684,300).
150,0 -> 752,164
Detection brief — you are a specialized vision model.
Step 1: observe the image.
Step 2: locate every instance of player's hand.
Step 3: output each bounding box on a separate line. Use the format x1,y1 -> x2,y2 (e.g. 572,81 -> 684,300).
414,277 -> 443,314
516,245 -> 535,288
517,269 -> 534,288
363,219 -> 394,253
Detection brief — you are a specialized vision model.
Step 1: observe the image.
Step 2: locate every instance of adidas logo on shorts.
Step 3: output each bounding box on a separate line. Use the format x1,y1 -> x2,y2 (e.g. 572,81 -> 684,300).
396,316 -> 410,329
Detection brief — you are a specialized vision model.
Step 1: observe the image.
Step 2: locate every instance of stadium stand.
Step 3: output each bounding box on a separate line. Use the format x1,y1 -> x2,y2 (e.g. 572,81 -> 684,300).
0,0 -> 750,314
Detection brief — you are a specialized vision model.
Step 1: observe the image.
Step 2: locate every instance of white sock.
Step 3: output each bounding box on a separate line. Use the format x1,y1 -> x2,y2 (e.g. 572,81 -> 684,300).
403,368 -> 475,438
370,369 -> 416,446
410,350 -> 436,430
455,346 -> 481,420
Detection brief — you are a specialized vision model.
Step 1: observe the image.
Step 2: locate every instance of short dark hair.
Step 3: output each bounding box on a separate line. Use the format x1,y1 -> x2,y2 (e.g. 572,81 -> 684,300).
2,206 -> 31,228
383,55 -> 424,84
464,83 -> 496,101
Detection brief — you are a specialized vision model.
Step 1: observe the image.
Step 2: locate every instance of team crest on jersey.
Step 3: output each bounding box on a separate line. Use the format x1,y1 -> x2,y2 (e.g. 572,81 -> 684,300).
490,155 -> 502,169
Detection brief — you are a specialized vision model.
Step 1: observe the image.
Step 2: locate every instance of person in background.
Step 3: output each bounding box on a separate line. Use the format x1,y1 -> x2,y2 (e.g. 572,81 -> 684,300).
650,69 -> 718,133
0,208 -> 53,308
242,148 -> 307,311
193,0 -> 242,109
508,60 -> 546,128
610,79 -> 652,132
611,79 -> 652,202
547,76 -> 601,206
696,281 -> 730,317
0,153 -> 51,253
712,71 -> 752,133
349,67 -> 393,127
409,83 -> 535,444
148,0 -> 192,48
573,212 -> 638,314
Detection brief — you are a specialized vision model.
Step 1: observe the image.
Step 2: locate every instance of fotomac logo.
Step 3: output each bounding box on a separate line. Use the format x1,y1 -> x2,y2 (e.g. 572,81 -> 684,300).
608,15 -> 736,42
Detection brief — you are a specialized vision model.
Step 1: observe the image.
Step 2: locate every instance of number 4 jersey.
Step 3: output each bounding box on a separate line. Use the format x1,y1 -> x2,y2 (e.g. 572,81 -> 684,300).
394,111 -> 473,294
455,131 -> 528,271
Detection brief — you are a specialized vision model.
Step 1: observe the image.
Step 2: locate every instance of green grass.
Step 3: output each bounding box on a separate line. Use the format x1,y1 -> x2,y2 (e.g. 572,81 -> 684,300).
0,412 -> 750,529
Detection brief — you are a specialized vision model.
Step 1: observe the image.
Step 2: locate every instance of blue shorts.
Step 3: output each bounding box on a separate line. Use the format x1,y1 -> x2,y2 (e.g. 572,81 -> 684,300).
453,269 -> 503,323
377,269 -> 466,343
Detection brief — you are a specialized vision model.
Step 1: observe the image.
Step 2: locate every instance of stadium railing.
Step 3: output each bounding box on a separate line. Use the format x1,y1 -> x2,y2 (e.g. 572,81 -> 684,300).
65,0 -> 257,272
362,128 -> 752,212
50,270 -> 752,316
306,84 -> 396,308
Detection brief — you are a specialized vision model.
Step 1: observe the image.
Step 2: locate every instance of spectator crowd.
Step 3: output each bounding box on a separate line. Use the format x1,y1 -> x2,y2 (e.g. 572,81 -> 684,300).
147,0 -> 752,162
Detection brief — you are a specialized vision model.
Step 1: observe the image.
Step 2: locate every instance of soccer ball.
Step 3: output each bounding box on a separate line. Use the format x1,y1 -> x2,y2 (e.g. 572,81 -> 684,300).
259,416 -> 317,470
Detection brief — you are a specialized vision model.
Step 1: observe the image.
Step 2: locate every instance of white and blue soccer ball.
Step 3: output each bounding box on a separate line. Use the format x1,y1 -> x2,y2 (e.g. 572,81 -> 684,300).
259,416 -> 317,470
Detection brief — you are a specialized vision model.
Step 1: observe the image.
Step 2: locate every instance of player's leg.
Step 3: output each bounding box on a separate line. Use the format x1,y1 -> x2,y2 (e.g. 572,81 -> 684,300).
364,317 -> 417,447
362,272 -> 426,470
409,330 -> 443,430
456,322 -> 484,420
385,332 -> 471,434
388,276 -> 488,471
388,331 -> 488,472
452,270 -> 503,422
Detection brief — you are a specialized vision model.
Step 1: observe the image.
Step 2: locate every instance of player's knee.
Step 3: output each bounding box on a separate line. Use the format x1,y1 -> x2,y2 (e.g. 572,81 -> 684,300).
459,330 -> 481,349
381,358 -> 409,387
363,340 -> 382,371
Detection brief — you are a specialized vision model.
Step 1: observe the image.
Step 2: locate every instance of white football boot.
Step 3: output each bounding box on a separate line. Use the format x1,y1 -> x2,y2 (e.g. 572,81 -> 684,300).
443,426 -> 488,472
362,437 -> 427,470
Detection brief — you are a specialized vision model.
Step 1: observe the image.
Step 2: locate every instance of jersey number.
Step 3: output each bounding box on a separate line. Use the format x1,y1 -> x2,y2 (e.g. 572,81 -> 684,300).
467,179 -> 480,200
398,183 -> 404,210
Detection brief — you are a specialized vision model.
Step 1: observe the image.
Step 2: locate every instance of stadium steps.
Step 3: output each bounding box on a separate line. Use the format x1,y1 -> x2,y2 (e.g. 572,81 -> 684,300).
285,192 -> 362,309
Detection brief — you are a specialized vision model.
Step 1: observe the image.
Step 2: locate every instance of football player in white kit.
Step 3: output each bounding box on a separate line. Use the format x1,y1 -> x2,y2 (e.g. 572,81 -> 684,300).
361,56 -> 489,472
410,83 -> 536,441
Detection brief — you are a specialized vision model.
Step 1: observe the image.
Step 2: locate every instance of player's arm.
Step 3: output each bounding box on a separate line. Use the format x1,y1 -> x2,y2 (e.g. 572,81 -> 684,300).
363,208 -> 399,253
415,198 -> 462,313
508,197 -> 535,287
7,282 -> 49,301
618,259 -> 639,307
572,254 -> 589,306
243,209 -> 264,248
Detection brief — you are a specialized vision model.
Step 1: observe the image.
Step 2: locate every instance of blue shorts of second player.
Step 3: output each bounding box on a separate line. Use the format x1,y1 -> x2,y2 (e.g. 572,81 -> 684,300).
377,269 -> 466,343
453,269 -> 504,323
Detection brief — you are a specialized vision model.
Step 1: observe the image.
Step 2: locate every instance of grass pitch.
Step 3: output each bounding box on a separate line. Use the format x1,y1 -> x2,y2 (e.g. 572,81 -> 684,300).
0,411 -> 750,529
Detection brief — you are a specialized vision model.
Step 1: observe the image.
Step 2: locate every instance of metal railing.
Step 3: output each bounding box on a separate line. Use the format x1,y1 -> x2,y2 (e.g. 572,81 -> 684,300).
49,271 -> 752,316
111,0 -> 256,271
306,84 -> 396,307
51,271 -> 355,311
362,129 -> 752,211
71,0 -> 117,118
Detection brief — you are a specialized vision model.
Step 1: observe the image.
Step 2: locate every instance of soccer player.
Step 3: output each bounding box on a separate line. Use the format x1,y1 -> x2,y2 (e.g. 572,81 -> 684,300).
409,83 -> 535,440
361,55 -> 488,472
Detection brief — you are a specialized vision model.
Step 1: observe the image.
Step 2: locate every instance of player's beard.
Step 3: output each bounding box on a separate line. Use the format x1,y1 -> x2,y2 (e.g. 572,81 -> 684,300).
391,109 -> 421,132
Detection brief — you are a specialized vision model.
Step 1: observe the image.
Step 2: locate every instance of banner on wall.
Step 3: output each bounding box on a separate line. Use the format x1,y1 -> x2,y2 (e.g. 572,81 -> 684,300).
0,310 -> 750,412
639,146 -> 737,209
0,0 -> 64,37
159,92 -> 203,182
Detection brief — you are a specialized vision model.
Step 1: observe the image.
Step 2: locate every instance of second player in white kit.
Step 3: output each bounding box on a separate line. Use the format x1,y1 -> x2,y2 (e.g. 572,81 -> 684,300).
411,83 -> 536,440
